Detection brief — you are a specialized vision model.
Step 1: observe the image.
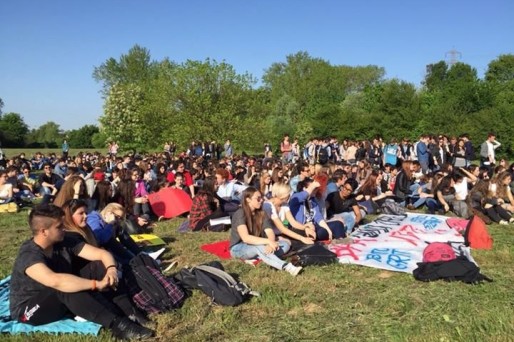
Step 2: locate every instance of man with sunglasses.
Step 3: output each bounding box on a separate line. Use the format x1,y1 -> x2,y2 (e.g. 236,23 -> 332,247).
10,204 -> 154,339
38,163 -> 63,200
289,162 -> 312,193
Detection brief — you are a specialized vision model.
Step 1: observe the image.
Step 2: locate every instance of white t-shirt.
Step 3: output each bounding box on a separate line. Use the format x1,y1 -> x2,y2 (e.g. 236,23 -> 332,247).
453,178 -> 468,200
263,201 -> 291,235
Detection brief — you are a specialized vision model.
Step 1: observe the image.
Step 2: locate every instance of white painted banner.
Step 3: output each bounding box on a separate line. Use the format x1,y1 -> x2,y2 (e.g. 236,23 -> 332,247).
328,213 -> 473,273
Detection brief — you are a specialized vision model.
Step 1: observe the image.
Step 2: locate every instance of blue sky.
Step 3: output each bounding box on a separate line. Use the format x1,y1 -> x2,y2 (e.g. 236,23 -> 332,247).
1,0 -> 512,131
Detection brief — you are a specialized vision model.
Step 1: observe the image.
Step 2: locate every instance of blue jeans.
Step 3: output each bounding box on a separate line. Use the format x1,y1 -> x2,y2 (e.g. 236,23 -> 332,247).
230,240 -> 291,270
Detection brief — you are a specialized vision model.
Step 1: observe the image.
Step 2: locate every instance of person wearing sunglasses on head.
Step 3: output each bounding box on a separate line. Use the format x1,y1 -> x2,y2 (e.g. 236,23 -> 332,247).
229,187 -> 303,276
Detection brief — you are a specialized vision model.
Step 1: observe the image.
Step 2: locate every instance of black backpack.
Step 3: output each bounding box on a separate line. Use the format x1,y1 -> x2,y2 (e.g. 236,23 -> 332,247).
175,261 -> 258,306
412,256 -> 493,284
318,146 -> 329,165
291,243 -> 338,267
127,254 -> 186,313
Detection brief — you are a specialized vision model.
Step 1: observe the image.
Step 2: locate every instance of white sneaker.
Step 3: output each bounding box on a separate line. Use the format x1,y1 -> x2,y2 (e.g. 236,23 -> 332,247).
284,263 -> 303,276
499,220 -> 509,225
147,247 -> 165,260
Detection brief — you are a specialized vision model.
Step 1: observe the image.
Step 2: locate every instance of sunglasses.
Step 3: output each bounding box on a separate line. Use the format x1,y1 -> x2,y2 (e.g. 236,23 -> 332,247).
253,196 -> 263,202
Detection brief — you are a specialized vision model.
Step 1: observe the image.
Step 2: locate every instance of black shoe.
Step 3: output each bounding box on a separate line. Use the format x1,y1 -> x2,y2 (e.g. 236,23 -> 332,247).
111,317 -> 154,340
129,308 -> 151,326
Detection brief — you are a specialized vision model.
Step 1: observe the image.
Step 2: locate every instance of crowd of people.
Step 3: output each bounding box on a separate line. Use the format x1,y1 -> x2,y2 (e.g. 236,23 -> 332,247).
2,130 -> 514,339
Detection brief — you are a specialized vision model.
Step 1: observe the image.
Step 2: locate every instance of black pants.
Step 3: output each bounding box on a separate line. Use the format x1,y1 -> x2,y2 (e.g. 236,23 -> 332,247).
193,209 -> 226,231
18,287 -> 117,328
485,205 -> 511,223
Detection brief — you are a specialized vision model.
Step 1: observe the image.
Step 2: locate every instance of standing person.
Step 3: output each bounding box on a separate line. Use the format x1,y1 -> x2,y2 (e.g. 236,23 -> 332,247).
9,204 -> 154,339
383,138 -> 399,167
229,187 -> 303,276
280,134 -> 293,163
480,132 -> 501,178
224,139 -> 233,158
416,135 -> 430,174
62,140 -> 69,160
461,134 -> 475,167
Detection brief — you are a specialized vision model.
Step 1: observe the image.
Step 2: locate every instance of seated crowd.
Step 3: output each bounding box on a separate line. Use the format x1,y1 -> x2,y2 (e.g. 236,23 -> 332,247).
3,131 -> 514,339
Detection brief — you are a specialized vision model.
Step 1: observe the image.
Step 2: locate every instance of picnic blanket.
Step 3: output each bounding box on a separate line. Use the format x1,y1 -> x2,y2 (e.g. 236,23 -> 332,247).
0,276 -> 101,335
329,213 -> 476,273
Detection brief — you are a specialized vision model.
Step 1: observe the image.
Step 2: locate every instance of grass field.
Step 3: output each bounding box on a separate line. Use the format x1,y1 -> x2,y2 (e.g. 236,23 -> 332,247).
0,207 -> 512,342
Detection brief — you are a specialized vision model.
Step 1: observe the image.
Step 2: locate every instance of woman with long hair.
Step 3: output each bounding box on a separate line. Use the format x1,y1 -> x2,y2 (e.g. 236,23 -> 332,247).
53,175 -> 87,208
263,183 -> 316,245
393,160 -> 414,205
229,187 -> 302,276
357,169 -> 393,208
467,179 -> 513,224
490,171 -> 514,213
61,199 -> 150,326
259,171 -> 273,199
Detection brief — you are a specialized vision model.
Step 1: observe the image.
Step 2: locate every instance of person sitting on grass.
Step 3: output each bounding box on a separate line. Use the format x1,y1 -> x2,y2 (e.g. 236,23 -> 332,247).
86,202 -> 145,265
263,183 -> 316,246
0,170 -> 13,204
289,178 -> 346,241
229,187 -> 303,276
9,203 -> 154,340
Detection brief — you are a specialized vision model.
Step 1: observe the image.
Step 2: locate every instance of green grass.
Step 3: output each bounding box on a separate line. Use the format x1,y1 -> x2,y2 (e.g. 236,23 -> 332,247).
0,209 -> 513,341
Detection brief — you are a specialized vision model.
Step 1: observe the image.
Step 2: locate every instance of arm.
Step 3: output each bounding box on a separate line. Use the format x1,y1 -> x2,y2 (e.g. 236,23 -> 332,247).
272,212 -> 315,244
237,224 -> 274,246
352,204 -> 362,224
25,262 -> 113,293
77,243 -> 118,287
457,167 -> 477,182
436,190 -> 450,212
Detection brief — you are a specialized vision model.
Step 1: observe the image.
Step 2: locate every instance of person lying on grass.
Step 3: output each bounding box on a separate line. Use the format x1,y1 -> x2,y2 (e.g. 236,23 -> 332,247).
229,187 -> 303,276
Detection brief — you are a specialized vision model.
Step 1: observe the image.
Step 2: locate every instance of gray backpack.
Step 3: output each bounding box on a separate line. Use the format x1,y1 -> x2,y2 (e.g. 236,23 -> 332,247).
381,200 -> 407,216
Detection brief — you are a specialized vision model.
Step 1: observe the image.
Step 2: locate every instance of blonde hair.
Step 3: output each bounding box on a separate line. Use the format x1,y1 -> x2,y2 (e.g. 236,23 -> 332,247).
101,202 -> 125,218
271,183 -> 291,199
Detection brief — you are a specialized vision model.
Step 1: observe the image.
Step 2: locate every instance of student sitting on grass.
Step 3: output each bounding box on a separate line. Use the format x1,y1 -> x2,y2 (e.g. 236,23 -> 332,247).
229,187 -> 303,276
9,203 -> 154,340
263,183 -> 316,246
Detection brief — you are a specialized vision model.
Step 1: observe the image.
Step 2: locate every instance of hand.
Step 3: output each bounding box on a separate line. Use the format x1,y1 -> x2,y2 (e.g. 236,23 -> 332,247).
301,237 -> 315,245
103,267 -> 119,287
264,244 -> 276,255
444,204 -> 450,212
384,191 -> 393,196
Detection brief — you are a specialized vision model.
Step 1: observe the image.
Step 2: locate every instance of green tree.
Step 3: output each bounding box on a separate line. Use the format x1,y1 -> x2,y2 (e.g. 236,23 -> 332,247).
0,112 -> 29,147
26,121 -> 63,148
485,54 -> 514,83
67,125 -> 100,148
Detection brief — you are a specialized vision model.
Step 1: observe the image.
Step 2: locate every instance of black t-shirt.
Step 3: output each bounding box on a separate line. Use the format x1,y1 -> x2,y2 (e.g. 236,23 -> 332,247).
9,236 -> 85,319
38,172 -> 61,186
326,192 -> 358,218
229,208 -> 272,248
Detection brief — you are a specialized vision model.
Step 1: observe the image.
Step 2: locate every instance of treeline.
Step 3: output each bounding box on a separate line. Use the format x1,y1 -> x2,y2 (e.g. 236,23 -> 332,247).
1,47 -> 513,157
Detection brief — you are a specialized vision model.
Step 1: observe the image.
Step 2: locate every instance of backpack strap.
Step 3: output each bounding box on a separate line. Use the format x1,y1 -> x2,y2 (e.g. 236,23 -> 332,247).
194,265 -> 237,287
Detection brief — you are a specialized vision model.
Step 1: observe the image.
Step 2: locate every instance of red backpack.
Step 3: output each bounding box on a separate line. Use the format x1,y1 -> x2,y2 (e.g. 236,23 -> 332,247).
423,242 -> 456,263
463,215 -> 493,250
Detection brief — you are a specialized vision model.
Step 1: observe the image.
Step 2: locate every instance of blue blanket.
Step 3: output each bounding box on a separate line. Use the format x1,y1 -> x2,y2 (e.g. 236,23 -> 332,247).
0,276 -> 101,335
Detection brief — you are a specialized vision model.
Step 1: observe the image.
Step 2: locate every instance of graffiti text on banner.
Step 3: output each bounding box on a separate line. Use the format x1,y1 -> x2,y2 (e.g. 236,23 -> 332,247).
366,248 -> 412,270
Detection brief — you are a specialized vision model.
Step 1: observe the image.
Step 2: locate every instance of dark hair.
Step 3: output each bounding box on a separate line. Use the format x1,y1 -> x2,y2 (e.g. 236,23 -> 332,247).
29,204 -> 64,234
